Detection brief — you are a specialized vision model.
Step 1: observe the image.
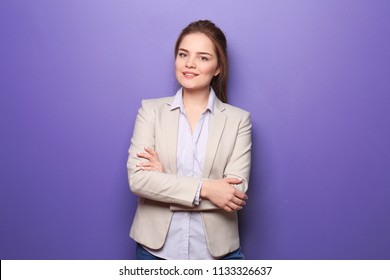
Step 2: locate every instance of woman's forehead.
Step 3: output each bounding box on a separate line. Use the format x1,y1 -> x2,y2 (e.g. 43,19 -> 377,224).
179,33 -> 216,54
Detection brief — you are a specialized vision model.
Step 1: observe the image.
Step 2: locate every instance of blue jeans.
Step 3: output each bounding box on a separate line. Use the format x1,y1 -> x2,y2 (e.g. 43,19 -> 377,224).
136,243 -> 165,260
136,243 -> 245,260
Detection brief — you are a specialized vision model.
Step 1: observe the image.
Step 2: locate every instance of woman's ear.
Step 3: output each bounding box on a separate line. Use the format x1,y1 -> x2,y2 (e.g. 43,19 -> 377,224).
214,68 -> 220,76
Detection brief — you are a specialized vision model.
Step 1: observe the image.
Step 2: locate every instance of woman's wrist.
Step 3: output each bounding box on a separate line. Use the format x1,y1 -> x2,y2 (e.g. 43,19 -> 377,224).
200,180 -> 211,199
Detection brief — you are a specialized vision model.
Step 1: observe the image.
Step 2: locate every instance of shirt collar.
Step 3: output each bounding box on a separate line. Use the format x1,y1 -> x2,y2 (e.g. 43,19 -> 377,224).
170,87 -> 216,114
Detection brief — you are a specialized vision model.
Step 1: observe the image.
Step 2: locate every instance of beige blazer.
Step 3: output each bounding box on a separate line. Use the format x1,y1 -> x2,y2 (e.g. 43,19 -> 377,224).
127,95 -> 252,258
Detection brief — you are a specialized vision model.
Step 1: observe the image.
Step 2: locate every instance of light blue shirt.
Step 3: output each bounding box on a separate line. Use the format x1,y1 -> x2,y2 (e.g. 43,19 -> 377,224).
146,88 -> 216,259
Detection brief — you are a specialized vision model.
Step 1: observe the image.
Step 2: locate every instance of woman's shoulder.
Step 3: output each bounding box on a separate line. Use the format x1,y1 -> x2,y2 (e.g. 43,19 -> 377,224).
140,96 -> 172,109
221,103 -> 251,128
220,101 -> 251,118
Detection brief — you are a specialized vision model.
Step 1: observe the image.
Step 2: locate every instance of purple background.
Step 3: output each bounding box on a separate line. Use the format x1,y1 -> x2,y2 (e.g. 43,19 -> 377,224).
1,0 -> 389,260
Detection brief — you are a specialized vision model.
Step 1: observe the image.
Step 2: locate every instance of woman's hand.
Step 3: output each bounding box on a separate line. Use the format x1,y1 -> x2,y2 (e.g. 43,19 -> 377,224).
200,178 -> 248,212
136,147 -> 165,172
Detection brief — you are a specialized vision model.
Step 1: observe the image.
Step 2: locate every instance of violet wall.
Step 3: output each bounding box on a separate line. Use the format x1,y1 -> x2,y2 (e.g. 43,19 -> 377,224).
1,0 -> 389,259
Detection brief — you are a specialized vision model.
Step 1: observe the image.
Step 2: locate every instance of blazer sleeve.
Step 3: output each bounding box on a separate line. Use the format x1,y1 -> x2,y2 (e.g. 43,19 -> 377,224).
127,100 -> 200,207
170,110 -> 252,212
223,111 -> 252,193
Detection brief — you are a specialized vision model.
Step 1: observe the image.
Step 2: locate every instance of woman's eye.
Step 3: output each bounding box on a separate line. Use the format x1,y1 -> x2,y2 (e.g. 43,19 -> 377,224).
200,56 -> 208,61
178,52 -> 187,58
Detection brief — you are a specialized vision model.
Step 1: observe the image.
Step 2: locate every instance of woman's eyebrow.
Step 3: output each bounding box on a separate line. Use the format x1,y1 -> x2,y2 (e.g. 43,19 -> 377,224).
179,48 -> 213,56
178,48 -> 189,52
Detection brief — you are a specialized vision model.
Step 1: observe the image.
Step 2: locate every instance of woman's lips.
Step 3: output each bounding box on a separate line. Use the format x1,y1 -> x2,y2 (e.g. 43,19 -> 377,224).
183,72 -> 198,78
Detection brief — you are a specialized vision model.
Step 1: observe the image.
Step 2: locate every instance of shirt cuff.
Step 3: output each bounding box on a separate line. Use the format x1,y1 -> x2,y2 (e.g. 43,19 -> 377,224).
193,180 -> 203,205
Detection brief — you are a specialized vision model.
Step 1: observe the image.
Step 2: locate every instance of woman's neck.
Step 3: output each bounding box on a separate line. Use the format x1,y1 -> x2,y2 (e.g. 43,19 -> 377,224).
182,87 -> 210,111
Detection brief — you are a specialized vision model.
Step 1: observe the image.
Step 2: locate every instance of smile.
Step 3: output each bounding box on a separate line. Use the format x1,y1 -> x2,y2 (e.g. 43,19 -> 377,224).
183,72 -> 199,78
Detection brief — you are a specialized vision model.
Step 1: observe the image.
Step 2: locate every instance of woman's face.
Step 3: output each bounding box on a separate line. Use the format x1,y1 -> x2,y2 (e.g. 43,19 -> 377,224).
175,32 -> 220,93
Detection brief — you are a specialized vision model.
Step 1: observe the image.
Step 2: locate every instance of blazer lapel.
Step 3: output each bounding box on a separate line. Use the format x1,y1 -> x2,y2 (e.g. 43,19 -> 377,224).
203,99 -> 227,178
163,98 -> 179,174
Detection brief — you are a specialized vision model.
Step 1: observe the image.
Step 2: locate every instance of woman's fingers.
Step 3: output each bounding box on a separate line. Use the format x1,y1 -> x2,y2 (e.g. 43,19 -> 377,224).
226,197 -> 246,212
144,147 -> 158,157
137,162 -> 158,171
224,202 -> 243,212
137,152 -> 154,161
222,185 -> 247,212
137,147 -> 159,162
136,160 -> 164,172
137,152 -> 150,160
233,196 -> 246,207
136,147 -> 164,172
223,177 -> 242,185
201,179 -> 247,212
223,177 -> 248,200
233,188 -> 248,201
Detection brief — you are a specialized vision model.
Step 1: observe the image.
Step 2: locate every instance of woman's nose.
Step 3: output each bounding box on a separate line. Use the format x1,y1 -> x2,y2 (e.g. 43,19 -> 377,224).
185,56 -> 196,68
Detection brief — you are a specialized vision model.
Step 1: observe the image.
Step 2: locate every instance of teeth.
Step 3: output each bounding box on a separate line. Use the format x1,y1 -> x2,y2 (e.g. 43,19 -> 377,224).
184,73 -> 196,76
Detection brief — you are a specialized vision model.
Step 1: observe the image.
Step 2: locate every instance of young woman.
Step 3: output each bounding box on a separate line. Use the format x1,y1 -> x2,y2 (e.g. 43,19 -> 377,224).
127,20 -> 252,260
